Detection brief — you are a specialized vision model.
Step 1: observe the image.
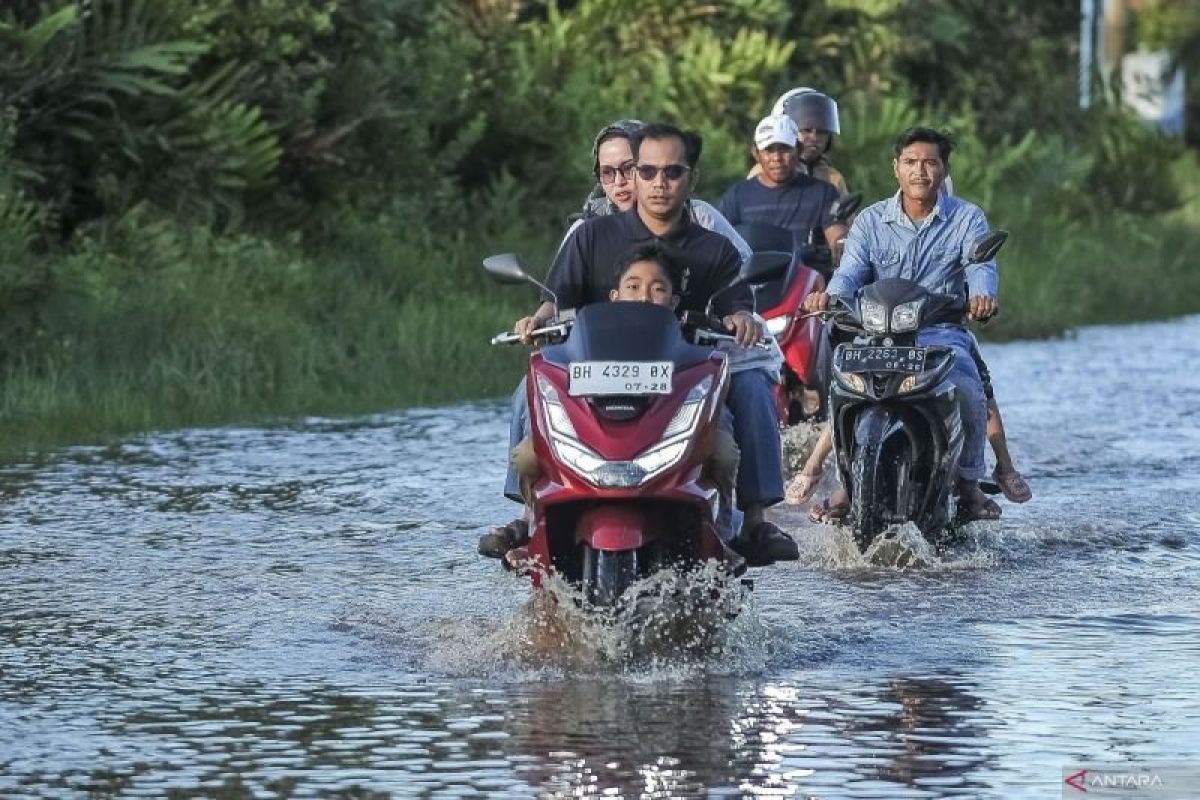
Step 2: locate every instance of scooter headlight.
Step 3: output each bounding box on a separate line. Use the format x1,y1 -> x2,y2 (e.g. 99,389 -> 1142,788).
860,299 -> 888,335
555,439 -> 606,475
765,315 -> 791,337
662,376 -> 713,438
536,374 -> 578,440
541,374 -> 706,488
890,299 -> 924,333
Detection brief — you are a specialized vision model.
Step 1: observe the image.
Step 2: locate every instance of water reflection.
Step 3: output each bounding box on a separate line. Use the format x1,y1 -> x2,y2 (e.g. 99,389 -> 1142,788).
1,317 -> 1199,797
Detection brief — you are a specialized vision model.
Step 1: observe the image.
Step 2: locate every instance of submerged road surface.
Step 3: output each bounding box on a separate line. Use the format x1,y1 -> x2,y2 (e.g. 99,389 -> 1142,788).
2,316 -> 1198,798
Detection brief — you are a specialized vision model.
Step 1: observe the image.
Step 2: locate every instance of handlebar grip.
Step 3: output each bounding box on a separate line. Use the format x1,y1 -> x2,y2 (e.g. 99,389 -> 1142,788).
491,322 -> 571,346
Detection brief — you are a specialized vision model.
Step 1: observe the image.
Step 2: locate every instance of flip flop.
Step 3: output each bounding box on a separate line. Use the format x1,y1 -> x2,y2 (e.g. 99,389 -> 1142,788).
992,467 -> 1032,503
785,470 -> 823,504
808,496 -> 849,524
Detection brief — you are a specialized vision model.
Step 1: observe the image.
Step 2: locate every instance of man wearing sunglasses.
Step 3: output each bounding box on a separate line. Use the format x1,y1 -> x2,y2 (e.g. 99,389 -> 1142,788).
720,113 -> 849,269
518,122 -> 799,567
574,119 -> 752,269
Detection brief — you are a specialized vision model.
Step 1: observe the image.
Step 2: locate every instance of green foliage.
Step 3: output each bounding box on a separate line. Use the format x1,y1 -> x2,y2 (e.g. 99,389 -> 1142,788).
1,0 -> 281,232
1,0 -> 1199,454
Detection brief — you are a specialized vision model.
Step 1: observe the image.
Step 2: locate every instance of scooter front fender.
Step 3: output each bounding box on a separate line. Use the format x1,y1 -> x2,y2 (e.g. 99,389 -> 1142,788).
575,504 -> 652,552
854,404 -> 910,451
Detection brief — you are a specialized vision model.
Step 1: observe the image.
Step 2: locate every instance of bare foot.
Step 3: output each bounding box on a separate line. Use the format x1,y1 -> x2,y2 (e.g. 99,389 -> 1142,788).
808,488 -> 849,524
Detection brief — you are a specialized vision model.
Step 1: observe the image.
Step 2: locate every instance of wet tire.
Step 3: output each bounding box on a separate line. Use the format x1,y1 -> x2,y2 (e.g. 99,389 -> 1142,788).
849,443 -> 887,552
849,439 -> 911,553
582,547 -> 639,608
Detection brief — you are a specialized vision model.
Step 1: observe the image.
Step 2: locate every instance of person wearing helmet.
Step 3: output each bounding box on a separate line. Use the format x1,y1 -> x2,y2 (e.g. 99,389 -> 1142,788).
747,87 -> 850,197
720,113 -> 849,263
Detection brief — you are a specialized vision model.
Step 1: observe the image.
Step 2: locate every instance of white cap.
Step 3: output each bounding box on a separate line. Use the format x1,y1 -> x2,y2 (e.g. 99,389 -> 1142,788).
754,114 -> 798,149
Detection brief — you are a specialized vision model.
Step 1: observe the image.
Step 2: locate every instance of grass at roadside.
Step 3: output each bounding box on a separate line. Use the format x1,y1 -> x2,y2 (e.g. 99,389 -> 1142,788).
986,194 -> 1200,340
0,208 -> 545,456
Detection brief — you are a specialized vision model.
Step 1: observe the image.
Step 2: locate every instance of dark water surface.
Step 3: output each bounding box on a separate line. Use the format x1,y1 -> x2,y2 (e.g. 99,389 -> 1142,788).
2,317 -> 1199,798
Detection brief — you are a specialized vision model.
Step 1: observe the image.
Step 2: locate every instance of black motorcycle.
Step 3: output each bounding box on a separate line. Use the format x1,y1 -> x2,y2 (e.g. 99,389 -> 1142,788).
823,231 -> 1007,551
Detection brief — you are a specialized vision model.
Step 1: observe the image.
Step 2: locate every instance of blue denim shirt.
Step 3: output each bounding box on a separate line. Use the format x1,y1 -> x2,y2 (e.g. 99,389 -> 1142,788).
826,191 -> 998,302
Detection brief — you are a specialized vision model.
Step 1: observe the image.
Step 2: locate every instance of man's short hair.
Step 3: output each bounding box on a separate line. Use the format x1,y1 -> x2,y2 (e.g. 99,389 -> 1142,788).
611,243 -> 683,293
893,126 -> 955,169
632,123 -> 703,168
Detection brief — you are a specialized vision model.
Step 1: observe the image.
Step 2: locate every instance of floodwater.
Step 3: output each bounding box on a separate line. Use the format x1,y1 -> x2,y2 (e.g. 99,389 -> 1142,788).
2,316 -> 1198,799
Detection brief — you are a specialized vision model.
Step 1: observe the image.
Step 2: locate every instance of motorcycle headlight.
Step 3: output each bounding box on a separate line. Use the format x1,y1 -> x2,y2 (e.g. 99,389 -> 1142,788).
541,374 -> 708,488
898,372 -> 935,394
536,374 -> 577,440
556,439 -> 607,475
765,315 -> 791,337
662,376 -> 712,438
860,299 -> 888,335
834,369 -> 868,395
633,439 -> 690,481
890,299 -> 924,333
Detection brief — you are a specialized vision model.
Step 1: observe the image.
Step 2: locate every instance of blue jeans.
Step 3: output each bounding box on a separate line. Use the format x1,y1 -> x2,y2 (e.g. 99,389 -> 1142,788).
917,326 -> 987,482
725,369 -> 784,509
503,376 -> 530,503
503,370 -> 785,513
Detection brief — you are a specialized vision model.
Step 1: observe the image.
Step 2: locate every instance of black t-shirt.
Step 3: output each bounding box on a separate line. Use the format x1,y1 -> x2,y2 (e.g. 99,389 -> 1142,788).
546,209 -> 752,317
718,174 -> 839,248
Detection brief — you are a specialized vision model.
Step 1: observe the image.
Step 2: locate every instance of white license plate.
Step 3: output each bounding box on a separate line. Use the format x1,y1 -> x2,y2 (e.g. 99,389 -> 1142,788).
568,361 -> 673,396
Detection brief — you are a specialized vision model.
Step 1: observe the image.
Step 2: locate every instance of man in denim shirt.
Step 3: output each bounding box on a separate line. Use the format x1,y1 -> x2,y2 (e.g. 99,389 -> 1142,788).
804,126 -> 1002,521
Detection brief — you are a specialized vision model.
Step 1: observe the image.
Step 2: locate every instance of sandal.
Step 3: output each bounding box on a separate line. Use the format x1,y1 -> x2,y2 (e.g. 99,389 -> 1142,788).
808,493 -> 849,524
956,495 -> 1002,523
992,467 -> 1032,504
785,469 -> 823,504
478,518 -> 530,559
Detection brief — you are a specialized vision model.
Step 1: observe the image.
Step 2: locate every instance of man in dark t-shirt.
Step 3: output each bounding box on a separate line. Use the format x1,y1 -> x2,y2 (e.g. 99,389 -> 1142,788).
545,208 -> 750,319
489,123 -> 798,568
719,113 -> 848,262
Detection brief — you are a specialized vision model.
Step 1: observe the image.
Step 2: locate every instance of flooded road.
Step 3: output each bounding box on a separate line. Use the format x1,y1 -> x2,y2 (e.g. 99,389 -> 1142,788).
2,316 -> 1199,798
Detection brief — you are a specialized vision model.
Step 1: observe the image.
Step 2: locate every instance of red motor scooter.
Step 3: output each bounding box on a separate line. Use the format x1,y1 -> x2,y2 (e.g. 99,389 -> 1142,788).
738,194 -> 861,424
484,251 -> 788,608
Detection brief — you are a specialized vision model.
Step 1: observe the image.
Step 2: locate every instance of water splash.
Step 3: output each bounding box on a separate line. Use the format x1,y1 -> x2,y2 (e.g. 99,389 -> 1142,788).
790,518 -> 1004,572
415,562 -> 771,678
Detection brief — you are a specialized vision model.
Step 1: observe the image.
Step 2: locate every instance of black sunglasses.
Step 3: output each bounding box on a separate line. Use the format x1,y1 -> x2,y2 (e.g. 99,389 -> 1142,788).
634,163 -> 692,182
597,163 -> 636,185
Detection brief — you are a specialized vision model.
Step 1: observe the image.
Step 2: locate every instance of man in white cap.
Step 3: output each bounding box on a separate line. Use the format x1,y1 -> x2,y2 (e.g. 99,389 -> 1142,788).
772,88 -> 849,197
719,113 -> 848,262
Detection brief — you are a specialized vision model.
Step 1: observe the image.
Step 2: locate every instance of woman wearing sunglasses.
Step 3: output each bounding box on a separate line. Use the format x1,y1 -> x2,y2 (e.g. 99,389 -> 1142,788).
572,119 -> 753,268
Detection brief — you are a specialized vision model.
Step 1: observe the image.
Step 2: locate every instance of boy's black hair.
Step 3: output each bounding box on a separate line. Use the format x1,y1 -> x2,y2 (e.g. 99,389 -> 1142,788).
611,243 -> 683,293
631,122 -> 703,168
893,126 -> 956,169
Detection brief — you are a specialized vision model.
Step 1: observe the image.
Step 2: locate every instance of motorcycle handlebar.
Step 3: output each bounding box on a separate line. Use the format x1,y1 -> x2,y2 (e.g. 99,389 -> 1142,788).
490,322 -> 572,346
692,329 -> 775,350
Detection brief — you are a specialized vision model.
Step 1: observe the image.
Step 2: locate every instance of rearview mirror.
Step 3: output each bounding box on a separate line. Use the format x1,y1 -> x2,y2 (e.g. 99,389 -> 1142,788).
482,253 -> 532,284
969,230 -> 1009,264
741,250 -> 791,285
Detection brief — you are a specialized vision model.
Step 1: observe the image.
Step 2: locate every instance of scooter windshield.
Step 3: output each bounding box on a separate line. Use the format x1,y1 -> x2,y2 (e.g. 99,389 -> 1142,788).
541,303 -> 714,369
